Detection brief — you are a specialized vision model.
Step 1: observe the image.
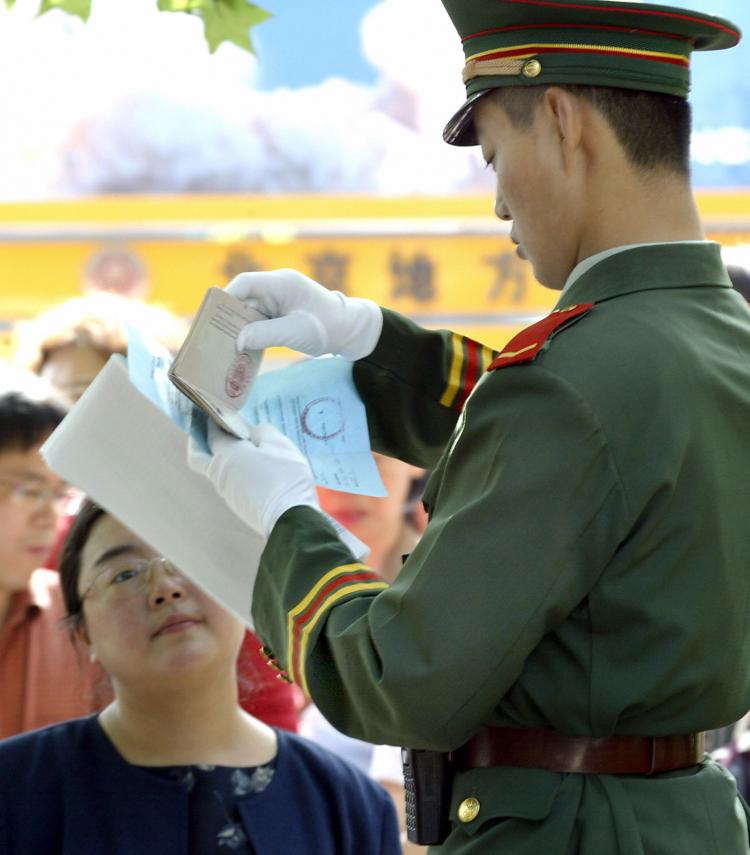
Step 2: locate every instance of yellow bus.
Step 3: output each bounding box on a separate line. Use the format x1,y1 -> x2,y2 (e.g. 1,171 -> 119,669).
1,192 -> 749,359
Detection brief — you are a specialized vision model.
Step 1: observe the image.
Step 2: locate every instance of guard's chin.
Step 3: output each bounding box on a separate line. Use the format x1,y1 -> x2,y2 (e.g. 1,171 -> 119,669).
529,260 -> 566,292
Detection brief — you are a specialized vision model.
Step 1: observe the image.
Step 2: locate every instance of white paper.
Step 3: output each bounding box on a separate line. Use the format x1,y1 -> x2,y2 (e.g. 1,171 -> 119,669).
41,356 -> 265,629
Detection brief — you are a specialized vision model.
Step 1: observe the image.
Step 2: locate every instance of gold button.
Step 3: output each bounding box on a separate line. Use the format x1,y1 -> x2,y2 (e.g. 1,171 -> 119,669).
457,797 -> 481,824
522,59 -> 542,78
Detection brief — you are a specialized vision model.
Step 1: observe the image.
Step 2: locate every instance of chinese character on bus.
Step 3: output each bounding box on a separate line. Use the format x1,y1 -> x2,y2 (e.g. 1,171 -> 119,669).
390,252 -> 436,302
484,250 -> 528,303
308,251 -> 351,294
221,249 -> 264,281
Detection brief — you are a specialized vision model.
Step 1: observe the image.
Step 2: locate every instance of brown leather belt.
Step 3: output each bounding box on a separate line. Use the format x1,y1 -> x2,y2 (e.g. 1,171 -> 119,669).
454,726 -> 705,775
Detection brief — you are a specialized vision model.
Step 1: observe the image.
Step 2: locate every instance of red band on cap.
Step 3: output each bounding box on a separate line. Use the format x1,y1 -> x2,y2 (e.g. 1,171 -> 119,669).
501,0 -> 739,39
462,22 -> 693,44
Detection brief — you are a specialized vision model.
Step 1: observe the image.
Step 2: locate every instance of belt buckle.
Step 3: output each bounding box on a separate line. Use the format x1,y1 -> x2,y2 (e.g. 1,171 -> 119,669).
647,736 -> 657,776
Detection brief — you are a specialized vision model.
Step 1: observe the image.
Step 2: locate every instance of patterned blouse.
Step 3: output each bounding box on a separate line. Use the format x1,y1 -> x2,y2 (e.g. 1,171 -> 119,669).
140,759 -> 277,853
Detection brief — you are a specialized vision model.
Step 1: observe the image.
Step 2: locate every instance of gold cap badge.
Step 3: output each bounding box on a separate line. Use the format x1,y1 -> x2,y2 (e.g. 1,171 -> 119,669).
522,59 -> 542,78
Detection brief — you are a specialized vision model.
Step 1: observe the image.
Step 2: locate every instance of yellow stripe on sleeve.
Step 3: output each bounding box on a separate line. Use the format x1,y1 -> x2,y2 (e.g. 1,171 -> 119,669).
479,343 -> 496,373
296,580 -> 389,696
439,333 -> 466,408
286,563 -> 368,682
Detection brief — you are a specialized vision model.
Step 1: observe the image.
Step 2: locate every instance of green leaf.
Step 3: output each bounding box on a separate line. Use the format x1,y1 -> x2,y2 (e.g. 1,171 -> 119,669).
157,0 -> 207,11
201,0 -> 272,54
37,0 -> 92,21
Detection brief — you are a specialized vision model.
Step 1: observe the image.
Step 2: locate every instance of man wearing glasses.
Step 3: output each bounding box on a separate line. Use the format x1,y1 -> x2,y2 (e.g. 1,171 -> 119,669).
0,367 -> 104,739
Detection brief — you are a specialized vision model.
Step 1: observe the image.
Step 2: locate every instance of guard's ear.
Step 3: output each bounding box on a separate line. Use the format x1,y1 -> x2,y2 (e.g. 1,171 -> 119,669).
543,86 -> 584,155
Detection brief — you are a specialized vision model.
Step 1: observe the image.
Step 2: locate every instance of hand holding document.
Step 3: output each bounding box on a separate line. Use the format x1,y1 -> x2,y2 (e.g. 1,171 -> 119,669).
163,286 -> 385,496
40,287 -> 385,628
168,287 -> 264,441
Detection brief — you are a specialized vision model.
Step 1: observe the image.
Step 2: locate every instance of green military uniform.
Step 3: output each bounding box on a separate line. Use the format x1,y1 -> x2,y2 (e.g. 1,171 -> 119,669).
254,242 -> 750,853
251,0 -> 750,851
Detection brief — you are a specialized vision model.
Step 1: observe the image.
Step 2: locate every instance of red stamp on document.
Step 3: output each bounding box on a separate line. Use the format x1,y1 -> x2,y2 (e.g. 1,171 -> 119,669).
225,353 -> 252,399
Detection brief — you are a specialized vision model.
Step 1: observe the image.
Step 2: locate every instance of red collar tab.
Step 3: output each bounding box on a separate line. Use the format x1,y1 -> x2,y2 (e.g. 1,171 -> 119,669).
488,302 -> 594,371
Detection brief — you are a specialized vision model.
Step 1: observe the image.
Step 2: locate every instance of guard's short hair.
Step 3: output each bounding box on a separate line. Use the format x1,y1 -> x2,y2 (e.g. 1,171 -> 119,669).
493,85 -> 691,177
0,366 -> 68,455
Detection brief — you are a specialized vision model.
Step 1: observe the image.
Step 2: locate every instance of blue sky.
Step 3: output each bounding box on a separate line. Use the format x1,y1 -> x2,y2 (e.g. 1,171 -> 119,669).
254,0 -> 750,187
253,0 -> 381,90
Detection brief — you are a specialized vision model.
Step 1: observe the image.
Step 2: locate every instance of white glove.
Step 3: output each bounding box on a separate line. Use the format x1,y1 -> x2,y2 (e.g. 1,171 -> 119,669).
188,421 -> 319,539
225,269 -> 383,360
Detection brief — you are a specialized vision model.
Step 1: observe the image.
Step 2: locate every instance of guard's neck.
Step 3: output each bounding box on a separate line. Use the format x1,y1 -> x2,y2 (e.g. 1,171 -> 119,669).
577,166 -> 703,264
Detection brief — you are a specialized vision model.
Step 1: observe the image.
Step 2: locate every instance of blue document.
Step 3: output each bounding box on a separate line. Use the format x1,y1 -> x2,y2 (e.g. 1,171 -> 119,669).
243,356 -> 386,497
127,328 -> 385,497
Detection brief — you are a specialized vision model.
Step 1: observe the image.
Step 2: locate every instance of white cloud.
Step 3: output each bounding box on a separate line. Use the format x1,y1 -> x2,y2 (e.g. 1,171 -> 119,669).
0,0 -> 489,198
360,0 -> 466,136
691,128 -> 750,166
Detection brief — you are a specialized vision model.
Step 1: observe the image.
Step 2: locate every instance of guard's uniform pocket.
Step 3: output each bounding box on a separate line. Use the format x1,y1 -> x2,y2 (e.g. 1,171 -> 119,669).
449,765 -> 566,838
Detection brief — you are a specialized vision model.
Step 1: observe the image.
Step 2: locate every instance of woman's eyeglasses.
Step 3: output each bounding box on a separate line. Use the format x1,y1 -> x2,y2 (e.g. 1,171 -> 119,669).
80,556 -> 186,605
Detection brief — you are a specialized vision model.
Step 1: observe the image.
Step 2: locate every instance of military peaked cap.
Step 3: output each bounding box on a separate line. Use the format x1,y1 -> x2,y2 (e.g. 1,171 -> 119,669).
441,0 -> 741,145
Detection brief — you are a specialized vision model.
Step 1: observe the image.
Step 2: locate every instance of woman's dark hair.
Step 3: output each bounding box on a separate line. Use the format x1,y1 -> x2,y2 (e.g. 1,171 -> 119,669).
59,499 -> 106,629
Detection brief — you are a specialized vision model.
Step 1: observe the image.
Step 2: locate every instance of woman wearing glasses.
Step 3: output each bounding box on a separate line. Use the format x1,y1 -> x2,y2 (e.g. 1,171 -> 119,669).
17,293 -> 301,734
0,500 -> 400,855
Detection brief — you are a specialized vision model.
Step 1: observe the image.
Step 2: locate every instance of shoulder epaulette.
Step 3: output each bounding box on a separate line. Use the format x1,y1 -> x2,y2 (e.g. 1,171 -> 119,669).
488,303 -> 594,371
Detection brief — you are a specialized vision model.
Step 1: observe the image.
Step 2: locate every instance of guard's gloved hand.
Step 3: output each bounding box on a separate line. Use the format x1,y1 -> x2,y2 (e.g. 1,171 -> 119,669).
188,421 -> 319,539
225,269 -> 383,360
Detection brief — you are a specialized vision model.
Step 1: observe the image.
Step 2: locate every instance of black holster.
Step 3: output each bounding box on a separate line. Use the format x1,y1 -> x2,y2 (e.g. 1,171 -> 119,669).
401,748 -> 454,846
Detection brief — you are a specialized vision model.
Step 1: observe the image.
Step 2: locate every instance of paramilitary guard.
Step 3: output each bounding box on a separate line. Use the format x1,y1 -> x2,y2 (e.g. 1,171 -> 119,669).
189,1 -> 750,852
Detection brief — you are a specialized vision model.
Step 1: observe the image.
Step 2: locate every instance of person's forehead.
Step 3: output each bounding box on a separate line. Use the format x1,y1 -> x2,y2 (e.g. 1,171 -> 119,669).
80,515 -> 153,575
473,94 -> 501,133
0,446 -> 65,486
472,95 -> 518,150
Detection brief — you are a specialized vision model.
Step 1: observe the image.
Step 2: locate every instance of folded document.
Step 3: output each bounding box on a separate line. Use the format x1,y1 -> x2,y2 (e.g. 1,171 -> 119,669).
41,355 -> 368,629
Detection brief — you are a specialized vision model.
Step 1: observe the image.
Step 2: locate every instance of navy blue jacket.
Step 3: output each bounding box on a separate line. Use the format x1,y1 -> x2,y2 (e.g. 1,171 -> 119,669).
0,715 -> 401,854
